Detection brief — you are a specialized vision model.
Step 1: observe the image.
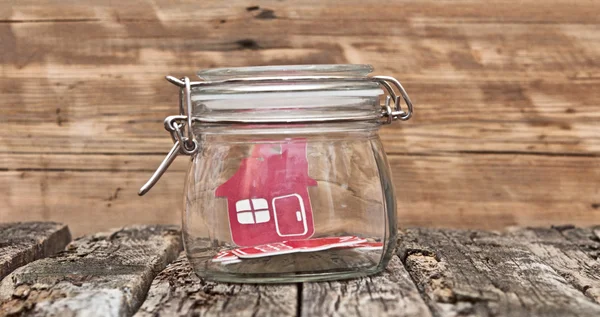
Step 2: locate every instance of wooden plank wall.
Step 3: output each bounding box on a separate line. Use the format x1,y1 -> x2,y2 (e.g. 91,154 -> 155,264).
1,1 -> 599,236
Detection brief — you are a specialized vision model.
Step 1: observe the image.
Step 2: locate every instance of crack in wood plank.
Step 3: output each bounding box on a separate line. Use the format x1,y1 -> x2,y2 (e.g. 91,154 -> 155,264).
0,222 -> 71,281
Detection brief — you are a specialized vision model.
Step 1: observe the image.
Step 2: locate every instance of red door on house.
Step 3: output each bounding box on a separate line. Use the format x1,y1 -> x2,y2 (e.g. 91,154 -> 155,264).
273,194 -> 309,237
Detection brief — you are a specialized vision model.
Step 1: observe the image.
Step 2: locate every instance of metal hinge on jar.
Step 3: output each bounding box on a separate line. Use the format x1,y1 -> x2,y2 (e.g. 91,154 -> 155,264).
138,75 -> 413,195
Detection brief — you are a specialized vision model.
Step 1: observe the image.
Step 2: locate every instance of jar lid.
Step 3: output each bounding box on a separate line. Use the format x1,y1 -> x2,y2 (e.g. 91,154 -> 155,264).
165,64 -> 412,125
189,65 -> 385,123
197,64 -> 374,80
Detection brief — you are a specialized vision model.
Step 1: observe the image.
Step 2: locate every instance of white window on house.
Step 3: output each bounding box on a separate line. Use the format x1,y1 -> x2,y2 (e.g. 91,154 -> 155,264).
235,198 -> 270,224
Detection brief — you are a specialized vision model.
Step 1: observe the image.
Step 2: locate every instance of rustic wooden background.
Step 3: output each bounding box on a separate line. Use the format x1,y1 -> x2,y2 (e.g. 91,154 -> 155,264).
1,1 -> 599,236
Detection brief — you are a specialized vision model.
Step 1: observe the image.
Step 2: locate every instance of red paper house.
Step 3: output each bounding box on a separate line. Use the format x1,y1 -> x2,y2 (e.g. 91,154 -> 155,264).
215,140 -> 317,247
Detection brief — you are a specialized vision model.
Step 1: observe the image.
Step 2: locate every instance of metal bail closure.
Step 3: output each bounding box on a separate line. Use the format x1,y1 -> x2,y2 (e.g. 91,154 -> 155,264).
139,72 -> 414,195
138,77 -> 198,196
372,76 -> 413,123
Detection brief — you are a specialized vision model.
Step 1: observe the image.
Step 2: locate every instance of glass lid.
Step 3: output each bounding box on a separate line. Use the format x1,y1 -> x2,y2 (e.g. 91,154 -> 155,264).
197,64 -> 374,81
189,64 -> 384,124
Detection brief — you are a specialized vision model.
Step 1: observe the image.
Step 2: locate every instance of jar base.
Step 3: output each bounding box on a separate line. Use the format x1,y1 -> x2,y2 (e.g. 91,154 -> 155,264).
186,243 -> 391,283
193,266 -> 385,284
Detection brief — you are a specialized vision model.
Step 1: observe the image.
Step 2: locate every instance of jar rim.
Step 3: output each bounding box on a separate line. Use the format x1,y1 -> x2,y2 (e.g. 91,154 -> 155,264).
197,64 -> 374,81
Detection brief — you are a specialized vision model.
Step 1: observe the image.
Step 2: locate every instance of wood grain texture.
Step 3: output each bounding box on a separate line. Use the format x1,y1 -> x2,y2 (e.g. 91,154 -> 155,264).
0,222 -> 71,281
558,225 -> 600,264
398,228 -> 600,317
135,252 -> 297,317
506,226 -> 600,303
0,170 -> 185,236
0,225 -> 182,317
301,256 -> 432,317
1,0 -> 599,234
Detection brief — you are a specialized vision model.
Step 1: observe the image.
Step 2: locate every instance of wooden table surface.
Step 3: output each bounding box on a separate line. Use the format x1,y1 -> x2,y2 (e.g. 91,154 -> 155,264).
1,222 -> 600,316
1,1 -> 599,236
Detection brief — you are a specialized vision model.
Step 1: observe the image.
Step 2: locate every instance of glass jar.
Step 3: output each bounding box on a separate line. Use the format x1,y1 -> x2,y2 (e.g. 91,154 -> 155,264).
139,65 -> 414,283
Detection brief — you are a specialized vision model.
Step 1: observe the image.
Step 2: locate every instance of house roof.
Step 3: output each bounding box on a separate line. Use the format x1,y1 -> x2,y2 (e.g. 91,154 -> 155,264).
215,141 -> 317,198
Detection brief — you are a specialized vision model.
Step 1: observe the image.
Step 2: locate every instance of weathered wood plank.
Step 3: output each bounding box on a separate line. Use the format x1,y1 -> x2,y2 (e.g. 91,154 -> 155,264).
301,255 -> 432,317
398,228 -> 600,317
0,222 -> 71,281
5,0 -> 600,24
5,0 -> 600,23
135,253 -> 297,317
393,154 -> 600,230
2,152 -> 599,236
1,73 -> 599,155
0,225 -> 182,317
505,227 -> 600,304
0,171 -> 183,237
2,120 -> 598,156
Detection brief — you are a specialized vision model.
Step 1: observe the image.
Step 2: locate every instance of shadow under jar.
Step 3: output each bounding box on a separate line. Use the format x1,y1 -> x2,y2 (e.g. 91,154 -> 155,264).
139,64 -> 414,283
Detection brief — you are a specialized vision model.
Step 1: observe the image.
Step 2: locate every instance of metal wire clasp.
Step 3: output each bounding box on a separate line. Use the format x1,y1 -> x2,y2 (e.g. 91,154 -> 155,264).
138,77 -> 198,196
372,76 -> 413,123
